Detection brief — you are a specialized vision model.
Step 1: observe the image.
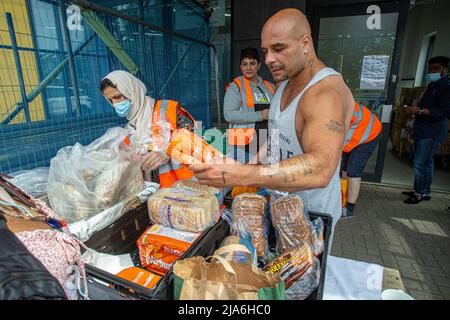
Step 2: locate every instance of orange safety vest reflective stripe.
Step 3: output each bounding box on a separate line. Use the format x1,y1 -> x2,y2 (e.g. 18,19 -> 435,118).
344,102 -> 382,153
123,99 -> 195,188
225,76 -> 275,146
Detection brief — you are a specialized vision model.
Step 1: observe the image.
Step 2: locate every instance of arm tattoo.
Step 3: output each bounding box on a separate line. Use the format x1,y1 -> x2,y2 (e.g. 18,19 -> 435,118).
221,171 -> 226,185
325,120 -> 345,134
280,157 -> 314,183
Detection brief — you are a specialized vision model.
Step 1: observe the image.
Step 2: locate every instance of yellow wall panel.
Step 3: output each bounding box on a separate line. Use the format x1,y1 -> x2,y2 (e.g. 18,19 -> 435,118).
0,0 -> 45,124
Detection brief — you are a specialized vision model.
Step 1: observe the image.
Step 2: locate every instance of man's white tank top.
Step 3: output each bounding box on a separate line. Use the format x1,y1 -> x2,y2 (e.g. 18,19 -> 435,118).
266,67 -> 342,223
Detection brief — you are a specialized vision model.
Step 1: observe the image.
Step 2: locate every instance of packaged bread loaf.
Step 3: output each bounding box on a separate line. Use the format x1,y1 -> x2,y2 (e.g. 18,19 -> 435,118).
172,180 -> 219,195
232,193 -> 268,257
266,241 -> 320,300
137,224 -> 200,275
148,185 -> 219,232
270,194 -> 313,253
172,179 -> 223,206
166,128 -> 223,165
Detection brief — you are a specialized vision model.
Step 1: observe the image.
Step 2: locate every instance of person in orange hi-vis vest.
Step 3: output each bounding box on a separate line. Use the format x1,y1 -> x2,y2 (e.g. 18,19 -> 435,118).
100,70 -> 196,188
224,47 -> 275,164
340,102 -> 382,218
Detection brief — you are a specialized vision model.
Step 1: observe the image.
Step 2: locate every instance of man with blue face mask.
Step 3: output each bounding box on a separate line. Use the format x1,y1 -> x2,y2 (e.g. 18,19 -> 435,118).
402,56 -> 450,204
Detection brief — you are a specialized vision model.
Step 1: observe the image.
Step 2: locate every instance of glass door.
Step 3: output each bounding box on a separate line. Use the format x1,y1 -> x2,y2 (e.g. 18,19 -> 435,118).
309,1 -> 409,182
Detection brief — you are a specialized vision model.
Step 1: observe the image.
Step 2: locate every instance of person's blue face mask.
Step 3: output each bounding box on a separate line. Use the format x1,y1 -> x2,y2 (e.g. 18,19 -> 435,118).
425,72 -> 442,83
113,99 -> 132,118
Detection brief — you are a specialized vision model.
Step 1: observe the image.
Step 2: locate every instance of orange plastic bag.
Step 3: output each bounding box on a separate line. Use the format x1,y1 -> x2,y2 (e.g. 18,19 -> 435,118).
115,267 -> 162,290
166,128 -> 223,165
137,224 -> 200,276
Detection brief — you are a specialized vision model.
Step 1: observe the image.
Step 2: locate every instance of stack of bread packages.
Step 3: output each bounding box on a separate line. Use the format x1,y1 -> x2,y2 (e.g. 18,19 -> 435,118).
266,194 -> 324,300
140,180 -> 221,277
231,193 -> 269,266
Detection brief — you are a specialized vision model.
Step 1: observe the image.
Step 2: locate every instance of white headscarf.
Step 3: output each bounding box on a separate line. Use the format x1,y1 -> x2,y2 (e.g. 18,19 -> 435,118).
102,70 -> 155,139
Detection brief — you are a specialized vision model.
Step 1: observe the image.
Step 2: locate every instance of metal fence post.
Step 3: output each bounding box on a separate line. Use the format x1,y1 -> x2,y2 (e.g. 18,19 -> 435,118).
6,12 -> 31,123
58,0 -> 82,117
53,3 -> 74,117
26,0 -> 51,120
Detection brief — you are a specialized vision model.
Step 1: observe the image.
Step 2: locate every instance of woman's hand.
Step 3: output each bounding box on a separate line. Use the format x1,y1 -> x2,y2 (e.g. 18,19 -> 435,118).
261,109 -> 270,120
139,151 -> 169,172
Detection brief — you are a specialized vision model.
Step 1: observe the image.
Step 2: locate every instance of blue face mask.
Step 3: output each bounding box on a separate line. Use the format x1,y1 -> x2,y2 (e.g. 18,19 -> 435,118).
113,99 -> 132,118
425,72 -> 442,83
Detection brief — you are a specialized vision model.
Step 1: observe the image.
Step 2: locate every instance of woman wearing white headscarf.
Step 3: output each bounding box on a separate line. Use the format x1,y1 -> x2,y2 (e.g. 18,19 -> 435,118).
100,70 -> 196,186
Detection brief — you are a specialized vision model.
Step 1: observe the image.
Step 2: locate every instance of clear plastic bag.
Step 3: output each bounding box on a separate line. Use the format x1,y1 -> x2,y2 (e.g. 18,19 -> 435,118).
311,217 -> 325,256
220,208 -> 233,226
266,241 -> 320,300
166,128 -> 224,165
270,194 -> 313,254
8,167 -> 49,199
231,193 -> 269,259
127,118 -> 173,155
148,183 -> 219,233
285,258 -> 321,300
47,127 -> 145,223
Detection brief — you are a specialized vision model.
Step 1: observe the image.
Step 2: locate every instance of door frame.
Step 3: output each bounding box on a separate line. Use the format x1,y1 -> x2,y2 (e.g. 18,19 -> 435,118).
307,0 -> 410,182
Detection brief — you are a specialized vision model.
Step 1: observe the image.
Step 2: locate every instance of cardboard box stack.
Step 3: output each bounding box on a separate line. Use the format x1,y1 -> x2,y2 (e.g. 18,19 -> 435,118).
390,86 -> 427,157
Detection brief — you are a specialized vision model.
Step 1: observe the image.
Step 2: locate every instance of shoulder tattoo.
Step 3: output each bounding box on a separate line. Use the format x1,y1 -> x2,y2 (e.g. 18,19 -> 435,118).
325,120 -> 345,134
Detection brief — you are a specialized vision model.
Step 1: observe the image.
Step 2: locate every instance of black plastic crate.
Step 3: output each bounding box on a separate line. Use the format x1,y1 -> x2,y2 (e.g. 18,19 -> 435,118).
84,198 -> 150,255
84,200 -> 331,300
223,192 -> 331,300
84,201 -> 230,300
304,212 -> 332,300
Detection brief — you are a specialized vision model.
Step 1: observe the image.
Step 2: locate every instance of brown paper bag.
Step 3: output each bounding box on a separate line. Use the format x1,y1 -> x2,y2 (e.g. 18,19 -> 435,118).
173,245 -> 285,300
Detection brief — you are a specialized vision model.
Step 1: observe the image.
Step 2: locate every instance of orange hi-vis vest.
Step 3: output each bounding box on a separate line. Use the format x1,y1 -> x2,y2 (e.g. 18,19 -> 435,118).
344,102 -> 382,153
123,99 -> 195,188
225,76 -> 275,146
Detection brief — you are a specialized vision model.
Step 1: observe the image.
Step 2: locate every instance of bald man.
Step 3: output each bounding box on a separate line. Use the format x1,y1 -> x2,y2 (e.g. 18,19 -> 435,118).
190,9 -> 355,252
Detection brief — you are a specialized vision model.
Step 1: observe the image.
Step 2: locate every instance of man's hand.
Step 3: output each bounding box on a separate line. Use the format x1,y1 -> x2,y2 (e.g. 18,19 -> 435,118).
261,109 -> 270,121
139,151 -> 169,172
404,105 -> 419,114
189,158 -> 255,188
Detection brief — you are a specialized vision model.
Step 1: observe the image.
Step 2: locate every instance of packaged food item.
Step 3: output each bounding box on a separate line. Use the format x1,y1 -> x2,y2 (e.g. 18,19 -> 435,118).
137,224 -> 200,275
270,195 -> 313,253
232,193 -> 268,257
215,235 -> 257,266
266,241 -> 320,300
148,185 -> 219,233
172,179 -> 223,206
115,267 -> 162,290
166,128 -> 223,165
